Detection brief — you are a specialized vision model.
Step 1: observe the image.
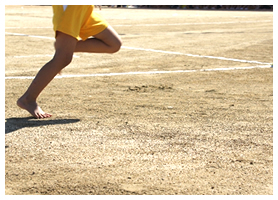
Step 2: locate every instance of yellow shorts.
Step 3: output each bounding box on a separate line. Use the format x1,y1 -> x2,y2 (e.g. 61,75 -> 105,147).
52,5 -> 109,41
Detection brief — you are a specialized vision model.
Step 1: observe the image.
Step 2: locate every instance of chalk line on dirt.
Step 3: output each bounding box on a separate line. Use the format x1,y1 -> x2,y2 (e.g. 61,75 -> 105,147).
113,20 -> 272,27
11,54 -> 80,58
121,46 -> 270,65
5,65 -> 272,80
5,20 -> 272,29
5,32 -> 271,66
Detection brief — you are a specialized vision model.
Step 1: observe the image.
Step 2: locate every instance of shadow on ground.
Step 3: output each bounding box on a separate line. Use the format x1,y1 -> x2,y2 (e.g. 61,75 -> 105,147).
5,117 -> 80,134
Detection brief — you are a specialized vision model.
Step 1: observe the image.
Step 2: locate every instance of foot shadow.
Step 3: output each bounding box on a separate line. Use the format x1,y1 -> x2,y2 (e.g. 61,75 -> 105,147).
5,117 -> 80,134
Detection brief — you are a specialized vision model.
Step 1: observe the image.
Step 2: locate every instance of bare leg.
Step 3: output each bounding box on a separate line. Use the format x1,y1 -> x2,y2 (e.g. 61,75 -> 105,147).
75,25 -> 122,53
17,25 -> 122,119
17,32 -> 77,118
57,26 -> 121,75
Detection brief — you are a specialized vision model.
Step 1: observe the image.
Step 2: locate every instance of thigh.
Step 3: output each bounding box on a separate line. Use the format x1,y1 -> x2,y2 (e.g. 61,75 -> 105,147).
53,31 -> 78,65
93,25 -> 122,47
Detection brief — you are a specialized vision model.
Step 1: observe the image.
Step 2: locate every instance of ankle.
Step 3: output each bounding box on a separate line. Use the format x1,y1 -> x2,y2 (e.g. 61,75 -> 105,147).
18,93 -> 37,104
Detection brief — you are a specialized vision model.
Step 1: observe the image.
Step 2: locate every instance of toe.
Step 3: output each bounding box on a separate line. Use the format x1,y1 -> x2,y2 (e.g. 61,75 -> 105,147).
34,113 -> 40,119
43,113 -> 52,118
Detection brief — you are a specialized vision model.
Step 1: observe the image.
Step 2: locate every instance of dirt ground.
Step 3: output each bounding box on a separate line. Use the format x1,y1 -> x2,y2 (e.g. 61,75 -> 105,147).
5,6 -> 273,195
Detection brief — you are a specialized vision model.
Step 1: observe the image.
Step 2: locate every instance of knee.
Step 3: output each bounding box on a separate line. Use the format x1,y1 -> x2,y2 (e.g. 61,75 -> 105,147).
60,54 -> 73,67
52,53 -> 73,69
62,55 -> 73,67
108,39 -> 122,53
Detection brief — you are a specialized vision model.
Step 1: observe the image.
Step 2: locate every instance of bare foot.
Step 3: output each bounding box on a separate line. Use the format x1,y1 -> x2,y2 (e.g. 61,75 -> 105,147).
17,97 -> 52,119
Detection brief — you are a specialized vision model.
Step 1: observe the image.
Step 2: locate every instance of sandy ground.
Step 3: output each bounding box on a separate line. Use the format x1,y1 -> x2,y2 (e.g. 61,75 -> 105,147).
5,6 -> 273,195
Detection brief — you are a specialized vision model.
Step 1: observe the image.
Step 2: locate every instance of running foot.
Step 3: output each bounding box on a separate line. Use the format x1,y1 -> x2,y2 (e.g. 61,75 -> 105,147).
17,97 -> 52,119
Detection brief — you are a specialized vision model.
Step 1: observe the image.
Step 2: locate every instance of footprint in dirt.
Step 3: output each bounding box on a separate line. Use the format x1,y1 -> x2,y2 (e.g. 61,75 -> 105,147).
127,84 -> 173,92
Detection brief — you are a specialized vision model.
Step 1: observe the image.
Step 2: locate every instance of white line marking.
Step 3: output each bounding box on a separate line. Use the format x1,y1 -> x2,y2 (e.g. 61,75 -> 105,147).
5,20 -> 272,29
113,20 -> 272,27
5,65 -> 272,80
13,54 -> 53,58
12,54 -> 79,58
5,32 -> 55,40
121,46 -> 271,65
5,27 -> 52,29
5,32 -> 271,68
